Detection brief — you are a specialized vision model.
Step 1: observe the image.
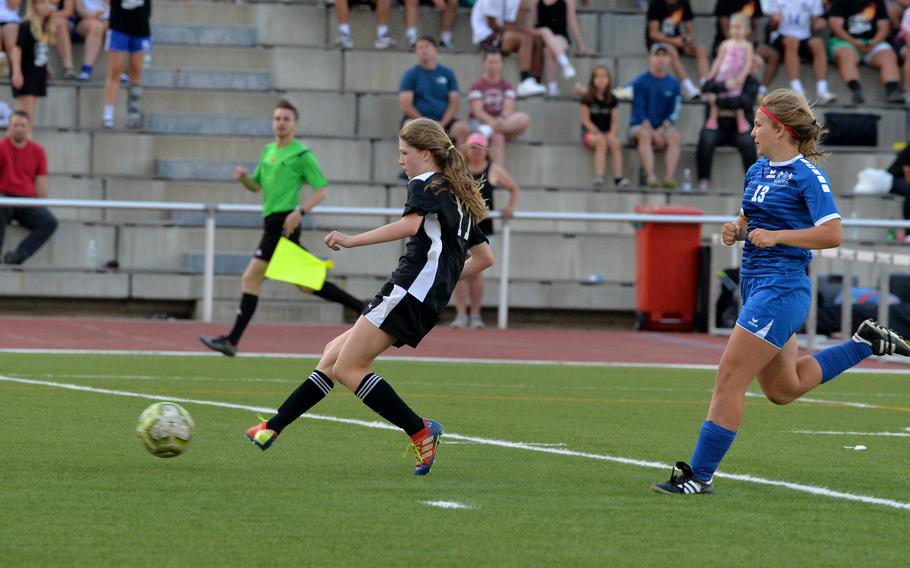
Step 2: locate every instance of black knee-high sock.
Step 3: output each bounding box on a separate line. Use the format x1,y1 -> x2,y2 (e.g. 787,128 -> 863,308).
267,370 -> 334,433
226,293 -> 258,344
313,281 -> 364,311
355,373 -> 424,436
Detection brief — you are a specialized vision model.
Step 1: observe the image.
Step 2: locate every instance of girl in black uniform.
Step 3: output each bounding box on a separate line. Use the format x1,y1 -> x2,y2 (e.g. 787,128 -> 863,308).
244,118 -> 494,476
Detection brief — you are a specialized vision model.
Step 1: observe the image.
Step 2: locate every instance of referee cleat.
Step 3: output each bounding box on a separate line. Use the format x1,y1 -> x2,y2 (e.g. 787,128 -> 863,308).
199,335 -> 237,357
651,461 -> 714,495
244,417 -> 278,451
853,319 -> 910,356
409,419 -> 443,476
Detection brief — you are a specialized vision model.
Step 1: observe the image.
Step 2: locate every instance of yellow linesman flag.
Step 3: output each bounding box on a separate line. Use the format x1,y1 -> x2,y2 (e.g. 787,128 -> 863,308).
264,237 -> 335,291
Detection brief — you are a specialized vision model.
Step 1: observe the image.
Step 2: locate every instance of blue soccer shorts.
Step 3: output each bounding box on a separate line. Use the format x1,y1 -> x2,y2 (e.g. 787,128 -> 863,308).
736,273 -> 811,349
106,29 -> 152,53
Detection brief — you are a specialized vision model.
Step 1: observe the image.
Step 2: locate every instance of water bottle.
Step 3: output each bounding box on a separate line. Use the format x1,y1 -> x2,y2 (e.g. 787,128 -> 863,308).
86,239 -> 97,270
681,168 -> 693,192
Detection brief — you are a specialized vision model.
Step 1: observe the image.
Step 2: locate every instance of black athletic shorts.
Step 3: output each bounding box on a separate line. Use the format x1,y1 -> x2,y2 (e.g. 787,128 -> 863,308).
363,281 -> 440,348
770,36 -> 816,61
255,210 -> 303,261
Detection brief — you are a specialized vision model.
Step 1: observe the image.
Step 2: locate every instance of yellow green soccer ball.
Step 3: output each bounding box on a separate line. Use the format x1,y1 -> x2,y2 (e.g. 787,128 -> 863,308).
136,402 -> 194,458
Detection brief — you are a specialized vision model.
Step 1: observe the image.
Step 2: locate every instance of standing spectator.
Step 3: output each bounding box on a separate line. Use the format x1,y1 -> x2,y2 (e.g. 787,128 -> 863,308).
711,0 -> 762,55
471,0 -> 548,97
399,36 -> 469,145
630,43 -> 682,188
758,0 -> 835,103
696,52 -> 761,190
404,0 -> 458,49
646,0 -> 709,100
11,0 -> 52,122
74,0 -> 109,81
702,14 -> 754,133
0,110 -> 56,265
103,0 -> 152,129
50,0 -> 75,79
199,100 -> 365,358
580,65 -> 627,188
828,0 -> 903,104
333,0 -> 396,50
530,0 -> 590,95
467,50 -> 530,164
451,132 -> 519,329
0,1 -> 21,82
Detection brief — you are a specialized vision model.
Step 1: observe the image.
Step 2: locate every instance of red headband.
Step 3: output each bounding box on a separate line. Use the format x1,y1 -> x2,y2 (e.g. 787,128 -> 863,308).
758,106 -> 796,139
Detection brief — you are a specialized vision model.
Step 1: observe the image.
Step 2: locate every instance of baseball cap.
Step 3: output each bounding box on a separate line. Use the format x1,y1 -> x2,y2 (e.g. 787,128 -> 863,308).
649,43 -> 670,55
466,132 -> 489,147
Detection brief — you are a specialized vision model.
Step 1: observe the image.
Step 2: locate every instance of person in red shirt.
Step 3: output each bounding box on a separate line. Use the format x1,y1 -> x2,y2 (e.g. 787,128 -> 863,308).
0,110 -> 56,265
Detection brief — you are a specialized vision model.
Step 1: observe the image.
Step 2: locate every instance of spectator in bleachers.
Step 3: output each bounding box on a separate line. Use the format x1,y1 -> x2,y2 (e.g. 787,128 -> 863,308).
404,0 -> 458,50
11,0 -> 52,122
580,64 -> 628,188
50,0 -> 75,79
696,52 -> 761,190
333,0 -> 396,50
886,0 -> 910,30
0,1 -> 21,82
886,141 -> 910,230
73,0 -> 109,81
451,131 -> 520,329
828,0 -> 904,104
103,0 -> 151,129
702,14 -> 754,133
0,110 -> 56,265
645,0 -> 709,100
471,0 -> 548,97
897,6 -> 910,102
630,43 -> 682,188
399,36 -> 470,145
467,50 -> 530,164
711,0 -> 762,56
757,0 -> 835,103
530,0 -> 589,95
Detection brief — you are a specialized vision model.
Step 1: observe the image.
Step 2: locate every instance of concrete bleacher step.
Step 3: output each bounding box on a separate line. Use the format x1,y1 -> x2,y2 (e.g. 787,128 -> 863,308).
142,68 -> 271,91
152,24 -> 257,47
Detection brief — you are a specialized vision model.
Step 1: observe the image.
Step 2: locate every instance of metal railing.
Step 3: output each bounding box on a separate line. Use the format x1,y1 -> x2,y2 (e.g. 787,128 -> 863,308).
3,196 -> 910,339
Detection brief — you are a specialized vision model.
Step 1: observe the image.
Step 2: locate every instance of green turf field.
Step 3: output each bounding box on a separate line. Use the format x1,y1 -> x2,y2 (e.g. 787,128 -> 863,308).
2,353 -> 909,566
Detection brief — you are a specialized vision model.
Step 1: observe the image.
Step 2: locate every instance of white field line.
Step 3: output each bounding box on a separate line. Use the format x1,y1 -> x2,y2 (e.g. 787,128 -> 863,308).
3,375 -> 910,513
1,348 -> 909,374
792,430 -> 910,438
745,391 -> 890,410
419,500 -> 473,510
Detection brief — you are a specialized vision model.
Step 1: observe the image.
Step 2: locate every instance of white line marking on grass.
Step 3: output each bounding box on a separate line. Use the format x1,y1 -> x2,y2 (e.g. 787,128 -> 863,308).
792,430 -> 910,438
2,348 -> 909,373
419,500 -> 473,510
4,375 -> 910,513
745,392 -> 884,410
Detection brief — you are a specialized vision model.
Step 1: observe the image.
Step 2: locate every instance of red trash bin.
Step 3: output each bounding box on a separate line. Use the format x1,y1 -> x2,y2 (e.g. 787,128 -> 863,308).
634,205 -> 703,331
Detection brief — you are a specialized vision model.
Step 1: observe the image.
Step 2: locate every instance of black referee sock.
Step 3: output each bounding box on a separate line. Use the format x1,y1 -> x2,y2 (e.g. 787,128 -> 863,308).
226,293 -> 258,345
313,281 -> 364,312
267,370 -> 334,433
355,373 -> 424,436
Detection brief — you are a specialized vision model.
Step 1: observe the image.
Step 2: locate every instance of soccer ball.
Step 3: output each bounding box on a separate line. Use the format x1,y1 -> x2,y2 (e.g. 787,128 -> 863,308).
136,402 -> 194,458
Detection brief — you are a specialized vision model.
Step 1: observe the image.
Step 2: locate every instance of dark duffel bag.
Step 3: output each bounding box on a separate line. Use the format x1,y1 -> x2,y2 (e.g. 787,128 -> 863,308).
823,112 -> 879,146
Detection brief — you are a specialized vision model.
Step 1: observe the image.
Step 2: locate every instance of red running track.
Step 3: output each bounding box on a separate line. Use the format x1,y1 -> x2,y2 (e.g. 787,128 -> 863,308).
0,317 -> 905,370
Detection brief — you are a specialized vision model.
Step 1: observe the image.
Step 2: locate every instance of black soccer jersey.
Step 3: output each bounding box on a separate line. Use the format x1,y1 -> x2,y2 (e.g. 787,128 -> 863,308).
388,172 -> 488,315
110,0 -> 152,37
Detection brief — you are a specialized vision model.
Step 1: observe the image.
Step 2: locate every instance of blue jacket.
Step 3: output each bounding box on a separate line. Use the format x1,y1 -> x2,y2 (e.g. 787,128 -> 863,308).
629,71 -> 681,128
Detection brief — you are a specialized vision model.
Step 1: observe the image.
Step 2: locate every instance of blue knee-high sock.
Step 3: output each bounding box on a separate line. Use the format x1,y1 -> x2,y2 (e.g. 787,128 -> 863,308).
811,338 -> 873,384
690,420 -> 737,482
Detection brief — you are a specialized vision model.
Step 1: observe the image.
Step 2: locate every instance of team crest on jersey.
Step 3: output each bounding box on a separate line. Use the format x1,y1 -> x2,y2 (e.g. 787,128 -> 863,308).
765,169 -> 793,184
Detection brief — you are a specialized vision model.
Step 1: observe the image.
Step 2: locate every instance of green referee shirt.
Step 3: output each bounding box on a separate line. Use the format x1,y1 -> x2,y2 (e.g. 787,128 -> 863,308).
251,139 -> 328,217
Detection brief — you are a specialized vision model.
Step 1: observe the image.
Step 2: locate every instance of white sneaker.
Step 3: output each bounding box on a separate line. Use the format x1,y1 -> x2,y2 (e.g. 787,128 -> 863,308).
334,33 -> 353,50
516,77 -> 546,98
547,82 -> 560,96
816,91 -> 837,104
374,35 -> 396,49
450,315 -> 469,329
102,117 -> 114,129
469,315 -> 485,329
477,123 -> 494,139
562,63 -> 576,80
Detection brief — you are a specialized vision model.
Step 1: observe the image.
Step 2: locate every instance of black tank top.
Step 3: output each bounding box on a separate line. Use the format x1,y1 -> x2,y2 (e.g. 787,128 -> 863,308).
536,0 -> 569,41
472,165 -> 496,236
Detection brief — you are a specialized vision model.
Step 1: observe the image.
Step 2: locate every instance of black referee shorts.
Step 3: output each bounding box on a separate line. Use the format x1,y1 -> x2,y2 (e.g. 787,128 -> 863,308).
255,211 -> 303,261
363,281 -> 440,348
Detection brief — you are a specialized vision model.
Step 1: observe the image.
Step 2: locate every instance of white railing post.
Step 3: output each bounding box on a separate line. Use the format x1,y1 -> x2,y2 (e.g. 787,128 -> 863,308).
497,220 -> 511,330
203,206 -> 216,323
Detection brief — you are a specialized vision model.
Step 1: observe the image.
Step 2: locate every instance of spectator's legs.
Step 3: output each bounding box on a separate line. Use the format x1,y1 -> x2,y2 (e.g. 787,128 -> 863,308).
440,0 -> 457,49
76,19 -> 108,80
535,28 -> 574,91
782,37 -> 804,95
9,206 -> 58,264
591,133 -> 606,179
634,125 -> 657,184
666,44 -> 699,98
500,112 -> 530,139
52,12 -> 74,76
833,45 -> 864,103
902,46 -> 910,102
867,47 -> 903,102
695,127 -> 719,184
0,23 -> 17,71
502,32 -> 545,96
489,132 -> 506,164
104,50 -> 127,127
663,128 -> 681,183
449,120 -> 470,145
126,51 -> 145,128
15,95 -> 36,122
333,0 -> 353,48
735,129 -> 758,171
375,0 -> 393,45
542,39 -> 558,93
530,36 -> 544,80
606,134 -> 623,182
757,43 -> 780,97
404,0 -> 418,47
807,37 -> 833,101
0,205 -> 10,254
705,101 -> 719,129
466,271 -> 483,319
682,42 -> 709,80
452,280 -> 470,325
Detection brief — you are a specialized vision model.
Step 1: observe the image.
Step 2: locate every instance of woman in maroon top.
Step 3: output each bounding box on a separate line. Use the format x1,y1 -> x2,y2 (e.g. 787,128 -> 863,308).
467,50 -> 531,164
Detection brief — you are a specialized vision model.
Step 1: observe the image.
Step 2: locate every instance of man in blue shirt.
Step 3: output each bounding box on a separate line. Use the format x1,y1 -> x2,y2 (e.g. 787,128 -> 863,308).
398,37 -> 469,145
630,43 -> 683,188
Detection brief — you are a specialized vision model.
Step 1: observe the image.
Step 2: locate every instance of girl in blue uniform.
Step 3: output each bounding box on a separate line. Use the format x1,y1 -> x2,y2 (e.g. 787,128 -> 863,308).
653,89 -> 910,495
